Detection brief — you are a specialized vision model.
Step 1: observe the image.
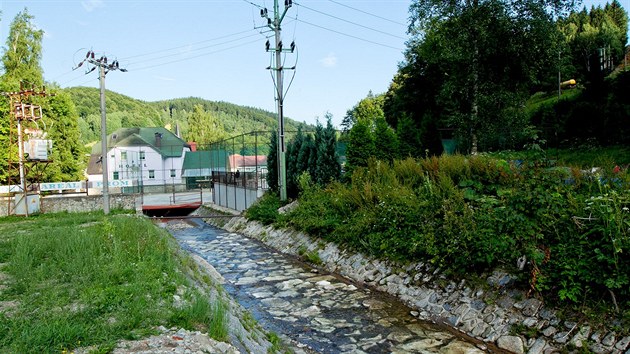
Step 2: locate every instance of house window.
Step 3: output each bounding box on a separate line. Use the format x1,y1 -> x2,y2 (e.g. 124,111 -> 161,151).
170,169 -> 176,178
139,151 -> 146,160
149,170 -> 155,179
121,151 -> 127,160
113,171 -> 119,180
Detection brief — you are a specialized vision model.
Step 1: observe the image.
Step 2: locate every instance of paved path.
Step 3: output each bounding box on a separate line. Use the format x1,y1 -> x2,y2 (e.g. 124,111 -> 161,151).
167,220 -> 487,354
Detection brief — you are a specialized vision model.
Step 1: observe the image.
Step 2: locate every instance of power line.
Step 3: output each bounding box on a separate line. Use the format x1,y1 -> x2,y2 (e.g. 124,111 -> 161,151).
58,72 -> 92,87
292,17 -> 404,51
120,29 -> 258,61
241,0 -> 263,9
125,32 -> 261,67
293,1 -> 406,40
127,38 -> 261,72
326,0 -> 407,27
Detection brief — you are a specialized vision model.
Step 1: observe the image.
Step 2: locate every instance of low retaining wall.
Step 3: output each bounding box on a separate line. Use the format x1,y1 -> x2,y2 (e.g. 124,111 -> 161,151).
0,195 -> 137,216
41,195 -> 137,214
211,215 -> 630,354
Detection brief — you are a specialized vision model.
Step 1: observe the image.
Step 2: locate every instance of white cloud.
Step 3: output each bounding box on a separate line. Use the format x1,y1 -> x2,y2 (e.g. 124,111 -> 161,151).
319,53 -> 338,68
82,0 -> 104,12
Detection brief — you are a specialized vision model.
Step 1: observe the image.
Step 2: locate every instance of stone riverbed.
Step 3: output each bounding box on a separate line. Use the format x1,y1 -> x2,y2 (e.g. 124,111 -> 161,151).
166,219 -> 492,353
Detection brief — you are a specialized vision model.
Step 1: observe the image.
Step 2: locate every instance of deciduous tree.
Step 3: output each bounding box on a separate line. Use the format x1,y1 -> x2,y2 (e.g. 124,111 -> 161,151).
403,0 -> 573,152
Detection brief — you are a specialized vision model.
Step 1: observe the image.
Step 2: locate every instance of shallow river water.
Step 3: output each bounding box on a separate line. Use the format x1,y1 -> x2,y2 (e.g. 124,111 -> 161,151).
167,219 -> 489,354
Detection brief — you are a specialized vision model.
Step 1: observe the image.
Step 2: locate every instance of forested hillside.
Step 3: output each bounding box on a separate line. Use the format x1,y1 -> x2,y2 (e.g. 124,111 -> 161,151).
65,87 -> 309,147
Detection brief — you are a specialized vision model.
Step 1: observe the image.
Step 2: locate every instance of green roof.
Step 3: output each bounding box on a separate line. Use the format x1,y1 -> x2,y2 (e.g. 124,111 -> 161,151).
182,150 -> 229,170
91,127 -> 187,157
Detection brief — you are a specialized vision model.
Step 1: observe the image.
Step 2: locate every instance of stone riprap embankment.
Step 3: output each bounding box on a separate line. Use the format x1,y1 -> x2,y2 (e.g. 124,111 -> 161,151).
211,215 -> 630,354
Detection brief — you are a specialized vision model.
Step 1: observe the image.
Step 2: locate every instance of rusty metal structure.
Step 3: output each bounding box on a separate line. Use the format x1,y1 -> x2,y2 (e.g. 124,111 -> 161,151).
2,82 -> 53,216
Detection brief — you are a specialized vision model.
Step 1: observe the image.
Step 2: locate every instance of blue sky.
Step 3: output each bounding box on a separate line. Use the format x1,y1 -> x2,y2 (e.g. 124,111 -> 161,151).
0,0 -> 625,127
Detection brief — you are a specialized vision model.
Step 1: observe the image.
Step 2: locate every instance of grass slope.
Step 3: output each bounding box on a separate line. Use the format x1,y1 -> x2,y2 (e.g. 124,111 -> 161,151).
0,212 -> 227,353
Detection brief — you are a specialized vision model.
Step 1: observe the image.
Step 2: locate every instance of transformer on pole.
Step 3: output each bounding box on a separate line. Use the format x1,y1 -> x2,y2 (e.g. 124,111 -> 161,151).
2,83 -> 53,216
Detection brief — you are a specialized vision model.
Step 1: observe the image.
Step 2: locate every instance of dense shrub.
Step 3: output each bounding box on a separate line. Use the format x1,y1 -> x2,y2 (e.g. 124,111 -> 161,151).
244,192 -> 281,225
274,155 -> 630,313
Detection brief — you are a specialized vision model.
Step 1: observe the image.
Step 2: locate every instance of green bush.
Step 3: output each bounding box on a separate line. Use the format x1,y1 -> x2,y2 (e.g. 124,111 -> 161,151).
245,192 -> 282,225
280,154 -> 630,313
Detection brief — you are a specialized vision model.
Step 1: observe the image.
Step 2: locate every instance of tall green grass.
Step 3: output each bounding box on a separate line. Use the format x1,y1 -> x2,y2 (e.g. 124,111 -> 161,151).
0,212 -> 227,353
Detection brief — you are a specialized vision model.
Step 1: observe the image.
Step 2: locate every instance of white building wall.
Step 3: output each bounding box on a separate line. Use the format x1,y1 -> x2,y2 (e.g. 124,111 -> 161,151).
106,146 -> 189,186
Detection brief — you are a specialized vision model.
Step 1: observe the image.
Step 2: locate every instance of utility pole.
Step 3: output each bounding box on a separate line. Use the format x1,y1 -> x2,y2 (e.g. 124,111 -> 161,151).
260,0 -> 296,201
74,51 -> 127,215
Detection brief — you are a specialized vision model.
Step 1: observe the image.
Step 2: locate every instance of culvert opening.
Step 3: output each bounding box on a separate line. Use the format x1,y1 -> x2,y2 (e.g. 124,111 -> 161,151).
142,203 -> 201,217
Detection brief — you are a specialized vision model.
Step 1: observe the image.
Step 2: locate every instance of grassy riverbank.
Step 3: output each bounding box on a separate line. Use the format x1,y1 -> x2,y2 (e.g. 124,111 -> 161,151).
0,212 -> 227,353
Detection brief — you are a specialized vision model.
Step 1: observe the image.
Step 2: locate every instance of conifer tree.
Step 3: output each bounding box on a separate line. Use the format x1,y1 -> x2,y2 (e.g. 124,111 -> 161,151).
286,127 -> 304,198
297,133 -> 313,183
346,119 -> 375,174
308,121 -> 323,181
374,116 -> 399,163
396,114 -> 422,158
315,114 -> 341,185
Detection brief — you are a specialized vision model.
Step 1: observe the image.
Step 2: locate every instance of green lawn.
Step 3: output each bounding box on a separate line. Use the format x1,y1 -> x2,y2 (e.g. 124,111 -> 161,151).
0,212 -> 226,353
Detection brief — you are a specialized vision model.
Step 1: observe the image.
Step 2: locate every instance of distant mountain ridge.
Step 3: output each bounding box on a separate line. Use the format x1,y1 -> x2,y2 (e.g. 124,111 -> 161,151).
65,86 -> 308,146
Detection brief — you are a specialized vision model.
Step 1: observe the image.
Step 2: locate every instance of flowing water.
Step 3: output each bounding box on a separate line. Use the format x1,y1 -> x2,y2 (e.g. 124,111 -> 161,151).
166,219 -> 489,354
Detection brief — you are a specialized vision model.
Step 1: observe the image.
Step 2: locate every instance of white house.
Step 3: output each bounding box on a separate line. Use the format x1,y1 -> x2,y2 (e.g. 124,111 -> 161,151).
87,127 -> 191,188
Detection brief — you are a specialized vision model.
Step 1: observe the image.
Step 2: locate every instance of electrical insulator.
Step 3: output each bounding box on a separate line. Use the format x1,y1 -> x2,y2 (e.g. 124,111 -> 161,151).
278,41 -> 283,51
290,41 -> 295,53
265,40 -> 270,51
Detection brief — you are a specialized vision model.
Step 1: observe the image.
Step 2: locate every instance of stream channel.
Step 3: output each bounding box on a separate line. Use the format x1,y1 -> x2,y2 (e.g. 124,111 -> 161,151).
166,219 -> 490,354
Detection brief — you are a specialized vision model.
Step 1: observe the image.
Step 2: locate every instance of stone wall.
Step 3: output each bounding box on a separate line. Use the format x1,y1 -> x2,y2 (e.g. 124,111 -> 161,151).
0,198 -> 8,217
1,195 -> 137,216
213,216 -> 630,354
41,195 -> 137,214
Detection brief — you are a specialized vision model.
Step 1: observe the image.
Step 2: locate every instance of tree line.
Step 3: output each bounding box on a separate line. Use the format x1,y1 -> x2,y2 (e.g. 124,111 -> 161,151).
342,0 -> 629,162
